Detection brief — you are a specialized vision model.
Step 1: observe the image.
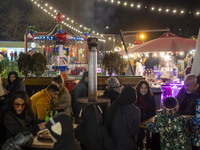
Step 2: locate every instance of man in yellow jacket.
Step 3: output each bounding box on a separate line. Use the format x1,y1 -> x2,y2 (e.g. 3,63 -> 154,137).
30,84 -> 59,120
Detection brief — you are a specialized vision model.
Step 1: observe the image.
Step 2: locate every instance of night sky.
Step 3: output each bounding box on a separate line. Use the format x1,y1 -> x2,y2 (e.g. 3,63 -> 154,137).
39,0 -> 200,41
0,0 -> 199,42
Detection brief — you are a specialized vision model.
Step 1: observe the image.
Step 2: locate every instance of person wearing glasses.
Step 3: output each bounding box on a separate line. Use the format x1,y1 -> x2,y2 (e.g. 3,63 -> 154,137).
3,91 -> 46,140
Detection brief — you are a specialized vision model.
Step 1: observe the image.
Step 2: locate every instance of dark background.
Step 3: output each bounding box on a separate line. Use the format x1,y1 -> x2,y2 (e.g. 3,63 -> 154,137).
0,0 -> 199,41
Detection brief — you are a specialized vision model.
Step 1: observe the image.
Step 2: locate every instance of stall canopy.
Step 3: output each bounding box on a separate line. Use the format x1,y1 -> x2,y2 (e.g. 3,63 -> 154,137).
128,32 -> 197,53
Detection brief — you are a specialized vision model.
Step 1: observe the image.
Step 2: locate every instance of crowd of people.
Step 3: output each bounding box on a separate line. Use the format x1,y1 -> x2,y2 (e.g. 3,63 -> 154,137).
0,70 -> 200,150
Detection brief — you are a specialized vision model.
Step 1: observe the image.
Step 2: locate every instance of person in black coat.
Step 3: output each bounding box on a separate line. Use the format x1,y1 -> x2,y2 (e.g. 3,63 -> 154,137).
5,71 -> 26,95
3,91 -> 46,140
104,86 -> 141,150
144,53 -> 156,70
135,80 -> 156,149
103,77 -> 121,104
71,71 -> 88,115
45,112 -> 81,150
1,131 -> 33,150
75,104 -> 114,150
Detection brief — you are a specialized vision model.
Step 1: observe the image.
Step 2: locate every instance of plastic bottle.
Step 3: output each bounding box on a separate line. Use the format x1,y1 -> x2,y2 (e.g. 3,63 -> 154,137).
45,111 -> 50,122
50,111 -> 53,118
55,110 -> 58,115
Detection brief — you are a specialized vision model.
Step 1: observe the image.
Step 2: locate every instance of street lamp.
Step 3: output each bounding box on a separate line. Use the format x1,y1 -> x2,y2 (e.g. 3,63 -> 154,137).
139,33 -> 146,42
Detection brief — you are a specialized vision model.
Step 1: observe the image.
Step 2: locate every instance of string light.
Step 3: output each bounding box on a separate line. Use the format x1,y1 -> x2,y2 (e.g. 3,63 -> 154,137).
29,0 -> 90,34
97,0 -> 199,17
130,4 -> 134,7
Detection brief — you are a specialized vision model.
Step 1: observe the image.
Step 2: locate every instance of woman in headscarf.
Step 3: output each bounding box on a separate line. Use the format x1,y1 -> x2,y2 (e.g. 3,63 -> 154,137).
5,71 -> 25,95
45,112 -> 81,150
75,104 -> 113,150
104,86 -> 141,150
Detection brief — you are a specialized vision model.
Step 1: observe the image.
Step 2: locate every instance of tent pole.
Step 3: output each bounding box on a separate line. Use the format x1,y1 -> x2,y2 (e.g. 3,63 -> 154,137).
120,30 -> 134,76
122,28 -> 170,34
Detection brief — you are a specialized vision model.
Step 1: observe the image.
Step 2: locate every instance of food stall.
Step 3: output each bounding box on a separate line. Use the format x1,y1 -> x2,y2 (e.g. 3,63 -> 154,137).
128,32 -> 197,108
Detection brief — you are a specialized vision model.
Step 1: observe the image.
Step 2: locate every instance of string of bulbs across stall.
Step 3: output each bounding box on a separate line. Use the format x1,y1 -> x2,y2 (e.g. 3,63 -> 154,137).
96,0 -> 200,17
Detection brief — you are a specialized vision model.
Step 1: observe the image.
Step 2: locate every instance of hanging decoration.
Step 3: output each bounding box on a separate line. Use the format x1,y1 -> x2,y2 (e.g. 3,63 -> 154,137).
26,26 -> 36,40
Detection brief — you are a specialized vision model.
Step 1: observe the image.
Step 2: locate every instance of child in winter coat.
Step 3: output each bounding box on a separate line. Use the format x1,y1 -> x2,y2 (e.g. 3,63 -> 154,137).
147,97 -> 191,150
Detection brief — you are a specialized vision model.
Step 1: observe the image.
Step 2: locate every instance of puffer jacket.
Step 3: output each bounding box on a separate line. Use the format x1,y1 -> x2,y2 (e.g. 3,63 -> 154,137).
147,113 -> 191,150
30,88 -> 52,120
1,132 -> 33,150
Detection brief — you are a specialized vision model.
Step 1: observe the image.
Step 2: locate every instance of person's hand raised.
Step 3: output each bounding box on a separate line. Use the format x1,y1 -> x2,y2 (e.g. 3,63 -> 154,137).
38,122 -> 46,130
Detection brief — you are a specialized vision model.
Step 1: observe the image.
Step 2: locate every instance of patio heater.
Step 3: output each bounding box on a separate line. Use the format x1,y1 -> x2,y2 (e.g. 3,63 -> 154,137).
77,37 -> 110,118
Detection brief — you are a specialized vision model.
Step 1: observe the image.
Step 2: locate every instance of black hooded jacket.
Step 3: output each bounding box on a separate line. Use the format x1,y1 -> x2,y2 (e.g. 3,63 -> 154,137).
6,71 -> 26,95
71,72 -> 88,114
104,86 -> 141,150
45,112 -> 81,150
103,88 -> 120,104
75,104 -> 114,150
4,111 -> 42,140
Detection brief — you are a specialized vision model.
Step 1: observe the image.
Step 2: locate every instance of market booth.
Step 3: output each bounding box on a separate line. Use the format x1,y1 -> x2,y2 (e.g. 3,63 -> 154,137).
128,32 -> 197,108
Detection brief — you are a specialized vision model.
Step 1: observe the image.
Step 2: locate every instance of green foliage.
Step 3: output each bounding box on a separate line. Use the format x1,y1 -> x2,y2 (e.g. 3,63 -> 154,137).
32,53 -> 47,78
18,53 -> 32,77
102,52 -> 127,76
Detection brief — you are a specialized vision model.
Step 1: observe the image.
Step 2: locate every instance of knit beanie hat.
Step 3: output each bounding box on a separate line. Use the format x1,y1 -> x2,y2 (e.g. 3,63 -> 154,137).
163,97 -> 179,114
107,77 -> 120,88
45,112 -> 73,141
